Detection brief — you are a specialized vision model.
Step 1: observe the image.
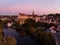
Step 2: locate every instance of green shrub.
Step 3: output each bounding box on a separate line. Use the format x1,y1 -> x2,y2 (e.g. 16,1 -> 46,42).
36,31 -> 56,45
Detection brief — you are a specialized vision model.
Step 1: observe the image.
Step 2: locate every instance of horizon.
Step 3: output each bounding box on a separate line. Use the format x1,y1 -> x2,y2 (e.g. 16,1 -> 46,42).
0,0 -> 60,15
0,13 -> 60,16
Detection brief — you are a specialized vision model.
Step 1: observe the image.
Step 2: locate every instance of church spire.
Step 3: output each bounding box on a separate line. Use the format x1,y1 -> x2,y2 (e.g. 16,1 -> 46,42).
32,11 -> 34,15
32,11 -> 35,20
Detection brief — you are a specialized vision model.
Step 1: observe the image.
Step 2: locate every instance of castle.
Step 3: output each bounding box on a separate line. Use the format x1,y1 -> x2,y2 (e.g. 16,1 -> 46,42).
18,11 -> 40,25
18,11 -> 60,25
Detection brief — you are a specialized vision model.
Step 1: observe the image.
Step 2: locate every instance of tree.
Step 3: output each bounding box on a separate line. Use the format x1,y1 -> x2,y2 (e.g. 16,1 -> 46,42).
5,35 -> 17,45
21,18 -> 37,34
36,31 -> 56,45
24,18 -> 36,27
12,21 -> 20,31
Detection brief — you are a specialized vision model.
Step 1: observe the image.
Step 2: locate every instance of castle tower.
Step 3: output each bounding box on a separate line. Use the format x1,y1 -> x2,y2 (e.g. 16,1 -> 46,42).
32,11 -> 34,16
32,11 -> 35,19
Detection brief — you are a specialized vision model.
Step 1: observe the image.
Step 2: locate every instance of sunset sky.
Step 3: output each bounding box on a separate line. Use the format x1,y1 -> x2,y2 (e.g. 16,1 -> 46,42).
0,0 -> 60,15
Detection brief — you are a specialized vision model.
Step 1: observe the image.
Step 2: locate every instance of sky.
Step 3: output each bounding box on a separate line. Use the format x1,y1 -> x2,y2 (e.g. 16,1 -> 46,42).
0,0 -> 60,15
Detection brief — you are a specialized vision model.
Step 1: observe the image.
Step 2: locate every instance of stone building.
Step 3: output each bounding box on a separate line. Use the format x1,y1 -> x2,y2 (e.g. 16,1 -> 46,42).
18,11 -> 40,25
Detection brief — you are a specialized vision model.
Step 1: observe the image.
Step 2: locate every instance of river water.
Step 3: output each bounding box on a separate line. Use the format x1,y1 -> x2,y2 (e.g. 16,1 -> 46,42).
3,28 -> 40,45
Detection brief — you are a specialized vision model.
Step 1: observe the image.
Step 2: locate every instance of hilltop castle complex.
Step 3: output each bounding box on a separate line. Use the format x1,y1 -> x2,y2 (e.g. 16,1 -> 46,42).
18,11 -> 60,25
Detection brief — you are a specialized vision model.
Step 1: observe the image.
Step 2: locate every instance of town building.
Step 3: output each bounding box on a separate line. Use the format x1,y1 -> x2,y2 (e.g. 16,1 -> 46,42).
18,11 -> 40,25
18,11 -> 60,25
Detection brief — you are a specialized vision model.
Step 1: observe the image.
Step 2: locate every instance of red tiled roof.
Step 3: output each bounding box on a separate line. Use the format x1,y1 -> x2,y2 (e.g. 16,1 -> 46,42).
19,13 -> 40,17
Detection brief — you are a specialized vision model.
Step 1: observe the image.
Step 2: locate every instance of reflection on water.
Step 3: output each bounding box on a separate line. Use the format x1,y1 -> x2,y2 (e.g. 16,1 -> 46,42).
19,36 -> 39,45
3,28 -> 39,45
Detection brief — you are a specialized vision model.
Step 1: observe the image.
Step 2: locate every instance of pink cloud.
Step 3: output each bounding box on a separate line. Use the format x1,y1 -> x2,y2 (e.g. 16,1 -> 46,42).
0,4 -> 60,15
